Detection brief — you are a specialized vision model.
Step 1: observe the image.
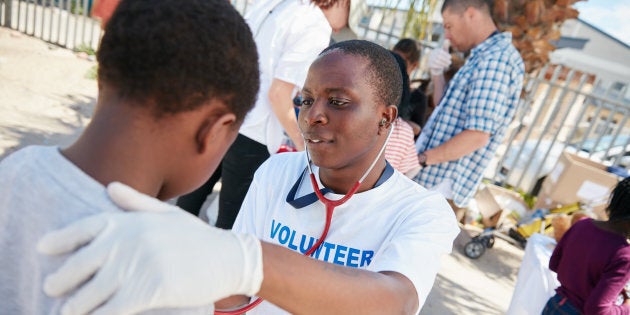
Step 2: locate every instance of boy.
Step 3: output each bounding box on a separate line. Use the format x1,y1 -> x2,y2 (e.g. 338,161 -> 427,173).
0,0 -> 259,313
38,40 -> 459,315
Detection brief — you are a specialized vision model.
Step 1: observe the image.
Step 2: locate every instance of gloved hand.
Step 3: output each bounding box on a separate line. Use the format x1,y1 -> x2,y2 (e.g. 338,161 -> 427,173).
37,182 -> 263,315
428,40 -> 452,76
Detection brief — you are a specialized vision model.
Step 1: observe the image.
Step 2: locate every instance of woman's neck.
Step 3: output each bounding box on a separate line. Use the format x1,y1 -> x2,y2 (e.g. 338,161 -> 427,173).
319,159 -> 387,194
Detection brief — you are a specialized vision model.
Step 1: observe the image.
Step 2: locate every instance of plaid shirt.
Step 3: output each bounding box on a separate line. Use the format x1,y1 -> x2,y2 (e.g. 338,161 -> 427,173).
414,32 -> 524,207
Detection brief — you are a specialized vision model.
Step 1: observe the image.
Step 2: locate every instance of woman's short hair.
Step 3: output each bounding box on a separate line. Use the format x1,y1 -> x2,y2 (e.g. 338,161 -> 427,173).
321,40 -> 402,107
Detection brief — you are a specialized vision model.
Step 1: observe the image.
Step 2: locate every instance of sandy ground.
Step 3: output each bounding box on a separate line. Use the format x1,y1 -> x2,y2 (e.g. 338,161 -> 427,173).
0,27 -> 97,159
0,26 -> 527,314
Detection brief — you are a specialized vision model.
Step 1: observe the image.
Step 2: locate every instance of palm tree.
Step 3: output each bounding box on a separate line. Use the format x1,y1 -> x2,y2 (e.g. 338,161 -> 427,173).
493,0 -> 581,73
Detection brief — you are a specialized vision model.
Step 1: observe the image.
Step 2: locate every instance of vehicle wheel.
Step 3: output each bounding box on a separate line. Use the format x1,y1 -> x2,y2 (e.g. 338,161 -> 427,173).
485,235 -> 495,249
464,240 -> 486,259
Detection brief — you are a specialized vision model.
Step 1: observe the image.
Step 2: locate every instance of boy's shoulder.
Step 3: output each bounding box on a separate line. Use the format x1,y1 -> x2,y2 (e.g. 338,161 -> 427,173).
0,146 -> 56,174
0,145 -> 108,209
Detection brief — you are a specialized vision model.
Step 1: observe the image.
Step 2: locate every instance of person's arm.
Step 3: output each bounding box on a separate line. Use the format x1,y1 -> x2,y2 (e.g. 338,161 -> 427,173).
431,74 -> 446,109
421,52 -> 519,167
582,256 -> 630,314
261,243 -> 417,314
427,42 -> 451,109
419,129 -> 489,166
217,247 -> 417,314
320,0 -> 350,33
268,78 -> 304,151
268,10 -> 331,152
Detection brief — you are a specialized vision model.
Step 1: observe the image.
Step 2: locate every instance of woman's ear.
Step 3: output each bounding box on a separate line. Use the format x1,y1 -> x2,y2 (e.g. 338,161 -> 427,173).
378,105 -> 398,134
385,104 -> 398,124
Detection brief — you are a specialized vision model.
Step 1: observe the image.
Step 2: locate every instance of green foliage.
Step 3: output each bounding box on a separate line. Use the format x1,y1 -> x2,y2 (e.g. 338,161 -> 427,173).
74,43 -> 96,56
521,192 -> 536,210
401,0 -> 439,42
503,183 -> 537,209
376,0 -> 439,43
85,64 -> 97,80
70,0 -> 85,15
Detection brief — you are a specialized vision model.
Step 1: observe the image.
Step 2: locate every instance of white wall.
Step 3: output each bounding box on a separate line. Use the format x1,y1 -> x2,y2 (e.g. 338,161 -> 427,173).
560,19 -> 630,66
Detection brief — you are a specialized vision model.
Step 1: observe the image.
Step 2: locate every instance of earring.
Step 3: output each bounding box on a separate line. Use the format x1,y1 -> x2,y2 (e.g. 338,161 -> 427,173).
380,118 -> 388,126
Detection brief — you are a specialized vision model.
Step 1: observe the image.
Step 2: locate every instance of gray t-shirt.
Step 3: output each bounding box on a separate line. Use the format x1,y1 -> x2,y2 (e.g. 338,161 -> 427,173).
0,146 -> 209,314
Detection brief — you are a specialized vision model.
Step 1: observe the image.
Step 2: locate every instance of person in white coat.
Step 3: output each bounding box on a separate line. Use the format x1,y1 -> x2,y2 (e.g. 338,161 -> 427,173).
216,0 -> 350,229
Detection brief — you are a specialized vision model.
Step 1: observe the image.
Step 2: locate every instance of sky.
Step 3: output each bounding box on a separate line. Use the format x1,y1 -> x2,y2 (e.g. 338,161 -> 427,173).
362,0 -> 630,46
574,0 -> 630,46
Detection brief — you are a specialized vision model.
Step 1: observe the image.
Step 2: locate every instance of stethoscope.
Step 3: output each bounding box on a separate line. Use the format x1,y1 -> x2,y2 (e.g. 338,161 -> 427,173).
215,122 -> 395,315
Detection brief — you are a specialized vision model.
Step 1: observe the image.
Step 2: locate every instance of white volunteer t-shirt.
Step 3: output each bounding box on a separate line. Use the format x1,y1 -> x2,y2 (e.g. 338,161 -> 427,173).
232,152 -> 460,314
240,0 -> 332,154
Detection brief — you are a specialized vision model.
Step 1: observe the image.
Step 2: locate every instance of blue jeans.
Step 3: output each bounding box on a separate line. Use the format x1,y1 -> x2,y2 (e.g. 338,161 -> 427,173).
542,293 -> 581,315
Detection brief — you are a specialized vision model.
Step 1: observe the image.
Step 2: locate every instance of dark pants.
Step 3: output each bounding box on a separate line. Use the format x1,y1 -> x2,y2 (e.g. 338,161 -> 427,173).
176,164 -> 222,217
217,134 -> 269,229
542,293 -> 581,315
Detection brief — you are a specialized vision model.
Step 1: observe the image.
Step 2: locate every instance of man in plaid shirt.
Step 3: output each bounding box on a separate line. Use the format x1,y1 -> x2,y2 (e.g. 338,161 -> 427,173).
413,0 -> 524,221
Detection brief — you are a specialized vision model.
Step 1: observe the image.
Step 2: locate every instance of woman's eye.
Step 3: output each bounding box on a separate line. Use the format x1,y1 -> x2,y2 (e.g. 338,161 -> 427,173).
301,99 -> 314,106
329,98 -> 348,106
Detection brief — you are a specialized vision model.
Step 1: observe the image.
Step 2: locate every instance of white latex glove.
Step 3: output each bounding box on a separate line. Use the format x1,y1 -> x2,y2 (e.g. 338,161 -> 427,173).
37,182 -> 263,315
428,40 -> 452,76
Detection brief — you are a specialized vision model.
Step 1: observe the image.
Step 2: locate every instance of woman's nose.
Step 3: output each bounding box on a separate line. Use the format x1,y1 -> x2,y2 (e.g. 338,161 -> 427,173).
302,99 -> 328,126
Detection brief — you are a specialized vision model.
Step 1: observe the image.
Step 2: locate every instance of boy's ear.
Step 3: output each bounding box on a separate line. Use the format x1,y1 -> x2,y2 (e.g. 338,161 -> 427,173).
195,110 -> 237,155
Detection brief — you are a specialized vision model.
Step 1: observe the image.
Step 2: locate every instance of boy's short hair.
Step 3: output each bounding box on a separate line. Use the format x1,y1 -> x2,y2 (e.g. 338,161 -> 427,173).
97,0 -> 259,121
321,40 -> 402,107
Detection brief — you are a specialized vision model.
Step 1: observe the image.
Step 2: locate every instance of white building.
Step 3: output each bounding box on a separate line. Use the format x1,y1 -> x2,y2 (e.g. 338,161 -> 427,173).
551,18 -> 630,103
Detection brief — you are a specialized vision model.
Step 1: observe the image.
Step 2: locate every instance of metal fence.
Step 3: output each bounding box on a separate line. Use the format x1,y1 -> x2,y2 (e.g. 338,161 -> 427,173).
489,64 -> 630,195
4,0 -> 629,197
1,0 -> 102,51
